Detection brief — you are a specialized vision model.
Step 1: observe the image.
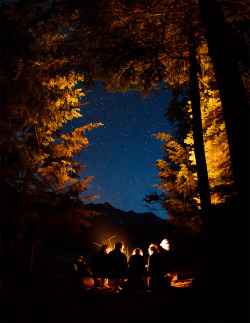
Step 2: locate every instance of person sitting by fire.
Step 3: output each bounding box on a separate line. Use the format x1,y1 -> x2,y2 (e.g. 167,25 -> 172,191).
147,244 -> 162,275
147,243 -> 167,292
147,240 -> 172,292
73,255 -> 92,293
107,242 -> 127,291
90,244 -> 110,288
123,247 -> 147,293
128,248 -> 147,279
74,255 -> 91,277
157,239 -> 171,276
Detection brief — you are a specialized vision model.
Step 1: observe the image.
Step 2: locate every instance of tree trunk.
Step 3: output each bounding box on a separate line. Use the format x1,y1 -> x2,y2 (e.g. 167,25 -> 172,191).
32,218 -> 46,271
18,168 -> 31,258
198,0 -> 249,211
189,31 -> 214,245
198,0 -> 249,293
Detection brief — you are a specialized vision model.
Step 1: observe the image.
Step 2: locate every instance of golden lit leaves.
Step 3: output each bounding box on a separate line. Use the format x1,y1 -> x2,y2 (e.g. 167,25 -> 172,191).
38,122 -> 103,191
182,42 -> 235,205
153,40 -> 235,225
154,130 -> 199,216
176,164 -> 198,196
59,123 -> 104,158
79,0 -> 199,95
67,177 -> 94,197
154,133 -> 190,166
1,1 -> 102,202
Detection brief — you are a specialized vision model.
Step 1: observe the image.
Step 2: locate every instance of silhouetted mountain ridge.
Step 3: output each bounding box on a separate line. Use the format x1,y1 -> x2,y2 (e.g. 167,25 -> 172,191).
44,202 -> 170,254
84,202 -> 170,251
85,202 -> 166,224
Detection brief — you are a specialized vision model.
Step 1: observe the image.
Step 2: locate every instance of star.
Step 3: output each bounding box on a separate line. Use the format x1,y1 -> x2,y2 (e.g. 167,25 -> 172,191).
64,82 -> 171,219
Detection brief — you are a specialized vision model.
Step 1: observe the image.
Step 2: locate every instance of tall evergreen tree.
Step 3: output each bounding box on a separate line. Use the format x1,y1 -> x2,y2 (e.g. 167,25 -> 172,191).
152,43 -> 235,234
0,1 -> 102,265
199,0 -> 249,212
71,0 -> 249,242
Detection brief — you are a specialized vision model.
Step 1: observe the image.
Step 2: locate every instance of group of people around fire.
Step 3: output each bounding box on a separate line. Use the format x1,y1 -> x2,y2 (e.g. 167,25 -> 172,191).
74,239 -> 172,293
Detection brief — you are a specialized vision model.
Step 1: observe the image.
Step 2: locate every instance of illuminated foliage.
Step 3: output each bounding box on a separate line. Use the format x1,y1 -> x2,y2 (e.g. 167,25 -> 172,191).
153,43 -> 236,230
196,44 -> 235,204
1,0 -> 248,237
1,1 -> 102,232
72,0 -> 248,234
72,0 -> 203,94
73,0 -> 214,236
153,132 -> 200,229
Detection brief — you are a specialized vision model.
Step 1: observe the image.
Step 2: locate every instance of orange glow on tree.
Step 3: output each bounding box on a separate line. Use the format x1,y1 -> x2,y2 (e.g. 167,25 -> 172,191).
1,2 -> 103,200
154,42 -> 235,231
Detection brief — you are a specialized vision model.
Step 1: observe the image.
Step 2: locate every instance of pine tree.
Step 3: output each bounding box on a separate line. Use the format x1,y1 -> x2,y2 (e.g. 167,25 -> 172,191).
154,133 -> 200,231
73,0 -> 214,240
199,0 -> 249,212
72,0 -> 249,241
0,1 -> 102,266
153,43 -> 236,233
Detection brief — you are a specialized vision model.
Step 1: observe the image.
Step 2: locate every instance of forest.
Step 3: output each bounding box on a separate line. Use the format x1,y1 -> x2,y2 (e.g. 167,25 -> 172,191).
1,0 -> 249,322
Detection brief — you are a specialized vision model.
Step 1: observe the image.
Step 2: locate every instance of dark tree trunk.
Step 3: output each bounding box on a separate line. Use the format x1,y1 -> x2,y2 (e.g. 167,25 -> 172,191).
198,0 -> 249,297
18,169 -> 31,258
31,218 -> 46,271
198,0 -> 249,211
189,31 -> 214,245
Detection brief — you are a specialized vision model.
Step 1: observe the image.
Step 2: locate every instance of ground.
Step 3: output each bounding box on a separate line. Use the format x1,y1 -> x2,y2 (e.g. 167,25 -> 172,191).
1,263 -> 248,323
1,240 -> 249,323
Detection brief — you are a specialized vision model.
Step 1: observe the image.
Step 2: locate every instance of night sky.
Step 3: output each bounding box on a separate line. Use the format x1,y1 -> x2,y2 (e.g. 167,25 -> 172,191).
64,82 -> 172,219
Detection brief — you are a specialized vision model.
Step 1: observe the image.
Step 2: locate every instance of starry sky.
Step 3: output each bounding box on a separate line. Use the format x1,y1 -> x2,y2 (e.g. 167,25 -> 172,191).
65,82 -> 172,219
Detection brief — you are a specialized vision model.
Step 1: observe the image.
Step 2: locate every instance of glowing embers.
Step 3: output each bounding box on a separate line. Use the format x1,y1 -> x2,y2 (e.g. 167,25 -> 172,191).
171,277 -> 194,288
167,272 -> 194,288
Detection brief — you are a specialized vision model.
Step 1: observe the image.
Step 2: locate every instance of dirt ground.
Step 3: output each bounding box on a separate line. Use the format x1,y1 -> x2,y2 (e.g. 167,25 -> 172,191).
1,266 -> 248,323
